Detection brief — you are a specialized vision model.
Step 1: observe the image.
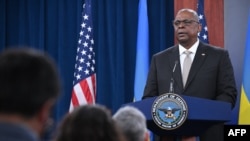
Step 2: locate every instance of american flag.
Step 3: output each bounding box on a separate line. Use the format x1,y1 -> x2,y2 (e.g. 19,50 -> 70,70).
197,0 -> 209,43
69,0 -> 96,112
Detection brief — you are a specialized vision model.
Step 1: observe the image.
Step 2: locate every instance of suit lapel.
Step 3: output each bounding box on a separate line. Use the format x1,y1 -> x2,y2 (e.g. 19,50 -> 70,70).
184,42 -> 207,89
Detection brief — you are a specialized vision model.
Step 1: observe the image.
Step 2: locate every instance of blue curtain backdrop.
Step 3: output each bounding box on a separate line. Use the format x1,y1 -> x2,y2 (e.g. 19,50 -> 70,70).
0,0 -> 174,137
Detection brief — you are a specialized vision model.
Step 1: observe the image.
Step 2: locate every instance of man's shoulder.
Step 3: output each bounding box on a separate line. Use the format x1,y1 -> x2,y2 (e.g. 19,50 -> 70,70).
154,45 -> 178,57
200,42 -> 227,53
0,122 -> 38,141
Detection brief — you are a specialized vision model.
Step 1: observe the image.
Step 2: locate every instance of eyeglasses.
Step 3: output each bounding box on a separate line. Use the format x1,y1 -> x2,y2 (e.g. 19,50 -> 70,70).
173,19 -> 199,26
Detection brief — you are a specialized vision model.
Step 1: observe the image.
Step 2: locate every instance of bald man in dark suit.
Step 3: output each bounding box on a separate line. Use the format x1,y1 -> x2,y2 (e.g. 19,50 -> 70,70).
142,8 -> 237,141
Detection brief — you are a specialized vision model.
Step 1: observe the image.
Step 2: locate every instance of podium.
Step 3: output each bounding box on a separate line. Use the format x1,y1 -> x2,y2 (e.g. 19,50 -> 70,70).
124,94 -> 232,136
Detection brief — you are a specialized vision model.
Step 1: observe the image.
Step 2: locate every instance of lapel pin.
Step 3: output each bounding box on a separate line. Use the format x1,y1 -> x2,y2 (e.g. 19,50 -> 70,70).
202,53 -> 206,56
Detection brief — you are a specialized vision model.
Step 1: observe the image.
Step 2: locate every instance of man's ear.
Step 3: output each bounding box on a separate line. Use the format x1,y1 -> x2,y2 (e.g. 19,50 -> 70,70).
38,99 -> 55,123
197,23 -> 202,33
144,130 -> 150,141
35,99 -> 57,139
37,100 -> 55,137
36,99 -> 55,135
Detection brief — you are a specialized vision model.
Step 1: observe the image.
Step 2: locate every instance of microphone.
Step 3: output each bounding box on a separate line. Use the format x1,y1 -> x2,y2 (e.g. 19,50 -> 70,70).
169,60 -> 178,93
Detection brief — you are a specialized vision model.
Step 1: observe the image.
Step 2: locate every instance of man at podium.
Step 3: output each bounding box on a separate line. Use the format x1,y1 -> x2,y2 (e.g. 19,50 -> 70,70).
142,8 -> 237,141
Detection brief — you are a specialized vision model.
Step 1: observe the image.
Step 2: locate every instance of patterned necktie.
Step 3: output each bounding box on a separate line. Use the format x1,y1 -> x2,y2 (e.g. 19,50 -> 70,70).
182,50 -> 192,87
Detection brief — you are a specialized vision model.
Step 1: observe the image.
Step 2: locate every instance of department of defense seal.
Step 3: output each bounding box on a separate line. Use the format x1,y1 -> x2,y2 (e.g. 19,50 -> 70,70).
152,93 -> 188,130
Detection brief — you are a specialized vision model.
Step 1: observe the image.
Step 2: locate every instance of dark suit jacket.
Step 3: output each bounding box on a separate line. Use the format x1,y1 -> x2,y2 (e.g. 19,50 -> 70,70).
142,42 -> 237,141
0,122 -> 39,141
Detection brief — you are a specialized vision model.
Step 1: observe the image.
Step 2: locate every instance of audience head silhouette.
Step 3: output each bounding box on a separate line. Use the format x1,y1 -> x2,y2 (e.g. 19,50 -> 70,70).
0,47 -> 61,140
54,104 -> 126,141
113,106 -> 149,141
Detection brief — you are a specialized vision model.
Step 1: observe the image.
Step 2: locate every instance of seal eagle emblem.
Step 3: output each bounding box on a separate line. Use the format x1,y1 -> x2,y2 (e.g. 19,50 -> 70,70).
152,93 -> 188,130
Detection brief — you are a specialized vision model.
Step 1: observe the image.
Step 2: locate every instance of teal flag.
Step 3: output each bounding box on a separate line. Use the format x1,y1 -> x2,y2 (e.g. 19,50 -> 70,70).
134,0 -> 149,101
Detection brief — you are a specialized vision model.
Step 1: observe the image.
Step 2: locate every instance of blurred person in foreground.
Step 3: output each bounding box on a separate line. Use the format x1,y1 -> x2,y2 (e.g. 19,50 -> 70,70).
0,47 -> 61,141
53,104 -> 127,141
142,8 -> 237,141
113,105 -> 149,141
